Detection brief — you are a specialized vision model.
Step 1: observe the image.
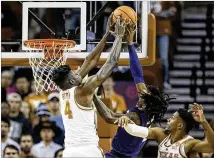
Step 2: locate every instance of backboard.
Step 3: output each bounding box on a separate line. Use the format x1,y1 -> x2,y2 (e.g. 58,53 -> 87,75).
1,1 -> 156,66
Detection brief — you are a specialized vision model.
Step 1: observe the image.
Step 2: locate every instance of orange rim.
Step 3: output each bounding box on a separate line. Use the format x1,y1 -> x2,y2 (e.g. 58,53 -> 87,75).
24,39 -> 76,49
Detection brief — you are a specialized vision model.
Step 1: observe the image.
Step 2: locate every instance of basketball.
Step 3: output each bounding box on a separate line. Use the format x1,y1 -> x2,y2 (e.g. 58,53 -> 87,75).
112,6 -> 137,24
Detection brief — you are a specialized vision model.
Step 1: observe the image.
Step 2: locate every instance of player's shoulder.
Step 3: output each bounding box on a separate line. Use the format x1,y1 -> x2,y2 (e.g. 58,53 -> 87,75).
150,127 -> 168,143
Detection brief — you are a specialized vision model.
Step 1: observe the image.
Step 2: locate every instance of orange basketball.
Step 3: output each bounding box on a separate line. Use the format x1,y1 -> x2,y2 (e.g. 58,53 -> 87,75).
112,6 -> 137,24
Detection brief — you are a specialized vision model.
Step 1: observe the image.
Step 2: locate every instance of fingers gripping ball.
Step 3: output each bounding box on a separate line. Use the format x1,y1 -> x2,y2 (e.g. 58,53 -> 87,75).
112,6 -> 137,25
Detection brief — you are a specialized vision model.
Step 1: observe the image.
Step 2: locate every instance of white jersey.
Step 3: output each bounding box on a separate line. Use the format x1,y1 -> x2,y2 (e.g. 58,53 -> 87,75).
158,134 -> 193,158
60,86 -> 99,147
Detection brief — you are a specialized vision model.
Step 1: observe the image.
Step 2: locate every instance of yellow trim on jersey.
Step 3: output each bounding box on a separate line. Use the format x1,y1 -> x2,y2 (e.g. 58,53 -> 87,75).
74,87 -> 94,110
97,146 -> 105,158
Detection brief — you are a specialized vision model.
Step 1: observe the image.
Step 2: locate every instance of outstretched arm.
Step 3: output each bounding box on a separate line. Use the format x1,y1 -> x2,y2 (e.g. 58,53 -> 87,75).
82,18 -> 126,95
77,14 -> 113,79
93,95 -> 124,124
93,95 -> 140,125
187,104 -> 214,153
123,122 -> 166,143
126,24 -> 147,93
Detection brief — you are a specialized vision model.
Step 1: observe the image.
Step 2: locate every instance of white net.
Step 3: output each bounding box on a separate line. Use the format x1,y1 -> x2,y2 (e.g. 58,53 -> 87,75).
25,39 -> 75,93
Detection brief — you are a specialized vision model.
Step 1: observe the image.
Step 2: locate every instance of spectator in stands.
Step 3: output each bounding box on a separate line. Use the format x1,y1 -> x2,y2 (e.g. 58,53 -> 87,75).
33,103 -> 64,145
48,92 -> 64,131
20,101 -> 31,120
1,70 -> 14,101
15,75 -> 31,99
19,134 -> 36,158
101,76 -> 127,113
151,1 -> 177,89
202,118 -> 214,158
1,118 -> 20,157
7,93 -> 32,142
32,103 -> 51,143
1,101 -> 10,118
32,121 -> 62,158
24,80 -> 48,117
54,148 -> 64,158
3,145 -> 20,158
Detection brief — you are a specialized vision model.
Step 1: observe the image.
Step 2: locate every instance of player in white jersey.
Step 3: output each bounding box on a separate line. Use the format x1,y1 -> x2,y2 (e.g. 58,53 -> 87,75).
51,15 -> 128,157
117,103 -> 214,157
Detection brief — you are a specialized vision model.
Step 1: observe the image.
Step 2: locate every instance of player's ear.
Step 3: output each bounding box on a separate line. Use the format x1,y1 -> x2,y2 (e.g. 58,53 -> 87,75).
70,79 -> 75,84
177,122 -> 184,130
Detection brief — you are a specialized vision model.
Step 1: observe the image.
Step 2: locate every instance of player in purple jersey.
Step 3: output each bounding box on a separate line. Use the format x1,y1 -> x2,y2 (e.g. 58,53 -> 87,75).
93,23 -> 174,158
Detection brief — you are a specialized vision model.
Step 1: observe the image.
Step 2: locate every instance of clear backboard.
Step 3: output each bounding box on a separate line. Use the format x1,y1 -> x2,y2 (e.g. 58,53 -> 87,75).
1,1 -> 156,66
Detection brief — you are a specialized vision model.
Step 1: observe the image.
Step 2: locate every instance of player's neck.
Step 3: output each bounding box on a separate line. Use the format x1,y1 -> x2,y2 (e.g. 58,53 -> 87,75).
170,130 -> 186,144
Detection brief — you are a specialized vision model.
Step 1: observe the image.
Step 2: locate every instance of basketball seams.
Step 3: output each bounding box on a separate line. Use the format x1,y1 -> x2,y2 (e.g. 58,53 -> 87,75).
113,8 -> 135,24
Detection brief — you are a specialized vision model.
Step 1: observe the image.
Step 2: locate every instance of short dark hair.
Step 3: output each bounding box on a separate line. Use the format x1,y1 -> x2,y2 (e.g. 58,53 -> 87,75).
177,109 -> 198,133
54,148 -> 64,158
19,133 -> 32,143
140,85 -> 174,124
1,117 -> 10,127
51,65 -> 71,85
3,145 -> 19,156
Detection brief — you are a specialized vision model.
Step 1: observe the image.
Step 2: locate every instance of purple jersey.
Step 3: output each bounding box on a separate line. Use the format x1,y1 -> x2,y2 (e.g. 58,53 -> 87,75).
106,107 -> 148,158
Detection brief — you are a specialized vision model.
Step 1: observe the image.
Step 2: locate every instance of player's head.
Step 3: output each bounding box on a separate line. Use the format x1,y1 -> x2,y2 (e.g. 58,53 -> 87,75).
166,109 -> 198,134
51,65 -> 82,90
138,85 -> 173,123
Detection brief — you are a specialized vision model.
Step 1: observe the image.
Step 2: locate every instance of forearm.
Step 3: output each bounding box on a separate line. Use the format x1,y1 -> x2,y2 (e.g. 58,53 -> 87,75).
124,123 -> 149,138
96,36 -> 123,81
78,32 -> 109,78
86,31 -> 109,61
128,44 -> 145,84
93,95 -> 118,124
201,120 -> 214,149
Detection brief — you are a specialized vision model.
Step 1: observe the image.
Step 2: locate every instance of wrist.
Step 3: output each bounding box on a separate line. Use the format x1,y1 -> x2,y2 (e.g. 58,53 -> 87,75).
201,119 -> 208,125
127,41 -> 134,46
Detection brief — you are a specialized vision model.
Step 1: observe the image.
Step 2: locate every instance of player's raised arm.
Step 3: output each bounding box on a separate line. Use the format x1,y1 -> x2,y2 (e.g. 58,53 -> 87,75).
187,103 -> 214,153
77,14 -> 114,79
126,23 -> 147,93
81,18 -> 127,95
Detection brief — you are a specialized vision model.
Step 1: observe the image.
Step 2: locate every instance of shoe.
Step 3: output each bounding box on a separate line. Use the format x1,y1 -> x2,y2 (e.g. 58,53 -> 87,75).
164,82 -> 172,90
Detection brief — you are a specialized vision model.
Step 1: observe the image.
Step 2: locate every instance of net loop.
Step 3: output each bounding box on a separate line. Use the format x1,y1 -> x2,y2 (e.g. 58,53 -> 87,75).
24,39 -> 75,92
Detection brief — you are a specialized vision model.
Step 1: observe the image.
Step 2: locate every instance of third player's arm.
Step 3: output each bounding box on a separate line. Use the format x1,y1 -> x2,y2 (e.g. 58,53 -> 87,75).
186,104 -> 214,153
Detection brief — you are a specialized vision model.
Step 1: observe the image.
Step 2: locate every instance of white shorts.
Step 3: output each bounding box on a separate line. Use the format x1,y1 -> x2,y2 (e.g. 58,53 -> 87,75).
63,145 -> 104,158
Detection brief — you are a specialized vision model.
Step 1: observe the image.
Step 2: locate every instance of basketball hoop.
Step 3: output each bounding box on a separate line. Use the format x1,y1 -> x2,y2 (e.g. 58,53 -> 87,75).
24,39 -> 75,93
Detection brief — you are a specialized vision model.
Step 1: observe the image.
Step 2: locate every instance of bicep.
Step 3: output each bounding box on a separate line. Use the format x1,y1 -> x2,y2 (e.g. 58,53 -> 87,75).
83,62 -> 115,94
147,127 -> 166,143
191,140 -> 214,153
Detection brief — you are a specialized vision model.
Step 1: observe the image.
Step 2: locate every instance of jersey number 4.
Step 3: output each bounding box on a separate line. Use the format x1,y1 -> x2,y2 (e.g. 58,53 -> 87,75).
64,101 -> 73,119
